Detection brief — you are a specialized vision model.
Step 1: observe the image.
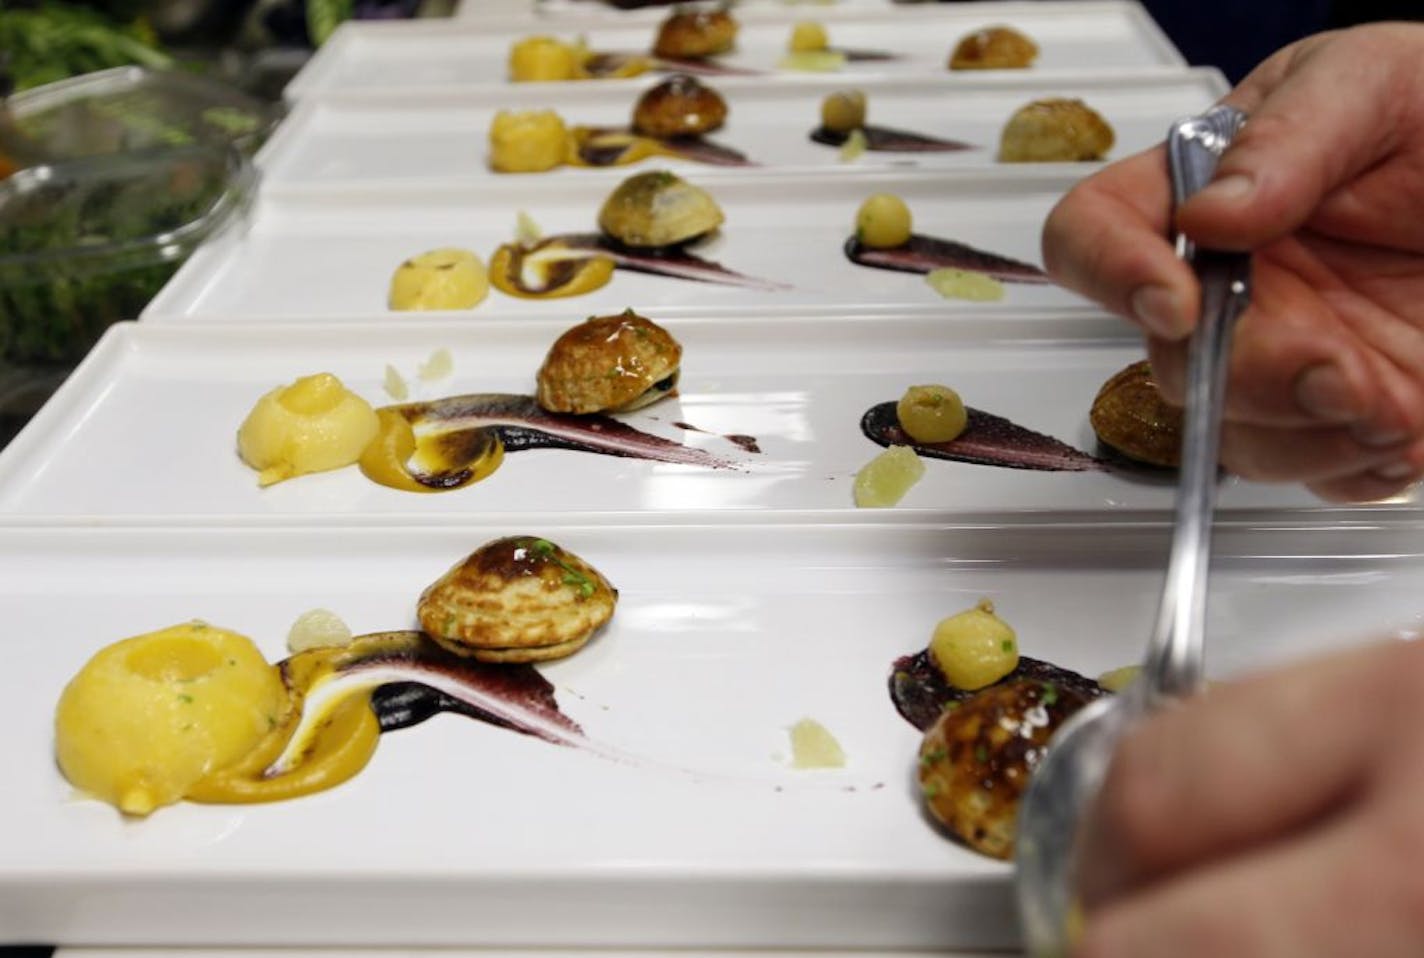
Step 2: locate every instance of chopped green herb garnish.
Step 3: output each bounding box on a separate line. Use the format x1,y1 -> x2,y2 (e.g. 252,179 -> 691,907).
919,748 -> 947,768
974,744 -> 988,764
1041,683 -> 1059,707
922,781 -> 940,800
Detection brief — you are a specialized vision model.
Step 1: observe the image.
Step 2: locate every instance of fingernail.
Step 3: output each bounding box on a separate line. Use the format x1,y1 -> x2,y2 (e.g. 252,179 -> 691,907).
1196,173 -> 1255,204
1130,285 -> 1188,339
1295,364 -> 1362,423
1352,423 -> 1410,448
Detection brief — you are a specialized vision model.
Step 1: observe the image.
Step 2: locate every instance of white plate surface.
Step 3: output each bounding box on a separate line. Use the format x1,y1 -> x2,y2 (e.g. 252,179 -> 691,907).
0,319 -> 1404,520
516,0 -> 927,25
287,2 -> 1184,101
144,169 -> 1087,321
259,70 -> 1226,190
4,521 -> 1421,947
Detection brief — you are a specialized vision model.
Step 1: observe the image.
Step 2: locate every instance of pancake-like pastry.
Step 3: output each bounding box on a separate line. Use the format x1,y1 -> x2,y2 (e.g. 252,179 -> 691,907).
917,676 -> 1096,859
998,98 -> 1114,162
1089,360 -> 1183,468
949,26 -> 1038,70
418,536 -> 617,662
653,7 -> 737,59
537,309 -> 682,414
632,74 -> 728,138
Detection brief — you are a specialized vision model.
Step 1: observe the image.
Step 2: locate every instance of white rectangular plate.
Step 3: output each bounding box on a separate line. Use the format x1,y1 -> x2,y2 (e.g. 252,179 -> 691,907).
145,169 -> 1087,321
0,319 -> 1405,520
259,70 -> 1226,191
287,2 -> 1185,101
4,521 -> 1421,948
520,0 -> 927,25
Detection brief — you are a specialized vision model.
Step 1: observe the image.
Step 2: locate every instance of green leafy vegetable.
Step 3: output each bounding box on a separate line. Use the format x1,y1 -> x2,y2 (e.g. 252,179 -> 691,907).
307,0 -> 354,46
0,4 -> 172,93
0,158 -> 223,365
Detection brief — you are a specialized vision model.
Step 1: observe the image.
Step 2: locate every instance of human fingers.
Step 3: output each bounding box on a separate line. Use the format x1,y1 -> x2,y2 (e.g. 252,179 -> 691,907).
1178,26 -> 1420,251
1216,422 -> 1418,484
1141,249 -> 1401,432
1076,640 -> 1413,905
1042,147 -> 1200,341
1307,442 -> 1424,502
1077,810 -> 1423,958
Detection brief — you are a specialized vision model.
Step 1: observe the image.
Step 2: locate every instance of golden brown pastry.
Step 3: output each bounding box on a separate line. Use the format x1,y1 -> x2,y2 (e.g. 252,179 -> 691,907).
998,98 -> 1115,162
631,74 -> 729,138
1089,359 -> 1184,468
536,309 -> 683,414
948,26 -> 1038,70
652,7 -> 738,60
598,170 -> 725,248
417,537 -> 617,663
917,678 -> 1094,859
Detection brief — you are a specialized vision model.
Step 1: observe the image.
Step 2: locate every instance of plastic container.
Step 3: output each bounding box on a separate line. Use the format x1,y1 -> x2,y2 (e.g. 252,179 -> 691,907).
0,144 -> 256,371
4,65 -> 280,162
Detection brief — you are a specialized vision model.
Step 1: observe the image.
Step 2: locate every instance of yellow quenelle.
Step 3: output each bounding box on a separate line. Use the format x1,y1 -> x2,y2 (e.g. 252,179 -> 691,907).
788,20 -> 829,53
54,622 -> 287,817
929,598 -> 1019,690
508,35 -> 580,82
388,248 -> 490,311
237,372 -> 379,486
489,110 -> 570,173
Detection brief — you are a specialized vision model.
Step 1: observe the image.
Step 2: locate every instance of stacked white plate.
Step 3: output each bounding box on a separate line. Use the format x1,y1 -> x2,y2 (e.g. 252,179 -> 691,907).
4,2 -> 1419,954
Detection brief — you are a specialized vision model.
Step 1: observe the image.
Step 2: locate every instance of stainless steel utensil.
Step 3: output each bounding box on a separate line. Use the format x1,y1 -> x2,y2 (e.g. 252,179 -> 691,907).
1014,103 -> 1251,957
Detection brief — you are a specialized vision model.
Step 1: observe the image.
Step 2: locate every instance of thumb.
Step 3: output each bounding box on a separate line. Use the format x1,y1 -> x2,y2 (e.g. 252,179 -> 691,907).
1176,28 -> 1405,250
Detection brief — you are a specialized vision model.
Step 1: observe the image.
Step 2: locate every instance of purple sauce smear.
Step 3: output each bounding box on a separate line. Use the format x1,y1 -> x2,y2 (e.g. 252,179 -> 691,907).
397,393 -> 746,471
672,420 -> 762,454
575,127 -> 753,168
556,232 -> 790,291
861,401 -> 1103,472
845,234 -> 1050,284
301,631 -> 585,747
890,649 -> 1106,732
810,124 -> 974,153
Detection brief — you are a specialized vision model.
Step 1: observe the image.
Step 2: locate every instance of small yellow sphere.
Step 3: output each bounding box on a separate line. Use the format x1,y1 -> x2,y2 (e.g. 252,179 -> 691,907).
788,20 -> 829,53
928,599 -> 1019,691
855,193 -> 913,249
820,89 -> 867,134
54,622 -> 287,816
896,384 -> 969,444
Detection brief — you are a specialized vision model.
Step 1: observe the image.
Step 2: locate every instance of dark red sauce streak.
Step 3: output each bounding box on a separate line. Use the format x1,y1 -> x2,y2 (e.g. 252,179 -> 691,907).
576,126 -> 752,167
810,124 -> 974,153
861,400 -> 1103,472
397,393 -> 741,471
345,634 -> 583,744
845,234 -> 1050,284
672,420 -> 762,454
557,232 -> 789,291
889,649 -> 1106,732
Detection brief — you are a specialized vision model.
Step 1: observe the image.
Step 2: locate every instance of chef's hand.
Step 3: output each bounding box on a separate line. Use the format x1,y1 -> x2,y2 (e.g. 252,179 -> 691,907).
1042,23 -> 1424,502
1074,639 -> 1424,957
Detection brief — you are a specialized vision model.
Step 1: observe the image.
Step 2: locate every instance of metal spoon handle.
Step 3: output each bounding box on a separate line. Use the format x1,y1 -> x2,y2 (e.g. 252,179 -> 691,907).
1142,105 -> 1250,704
